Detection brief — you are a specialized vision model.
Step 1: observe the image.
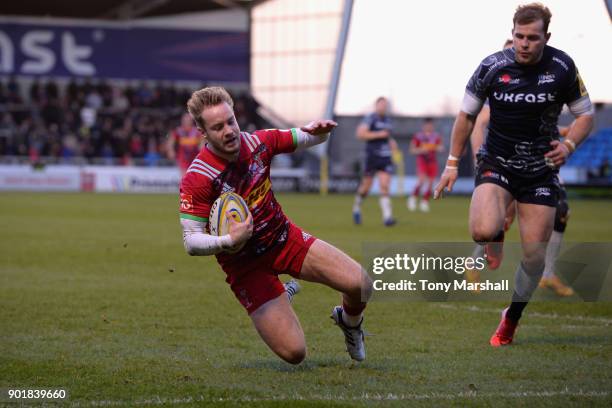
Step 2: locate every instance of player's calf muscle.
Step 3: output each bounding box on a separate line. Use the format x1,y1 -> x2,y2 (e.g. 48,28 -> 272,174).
301,241 -> 371,300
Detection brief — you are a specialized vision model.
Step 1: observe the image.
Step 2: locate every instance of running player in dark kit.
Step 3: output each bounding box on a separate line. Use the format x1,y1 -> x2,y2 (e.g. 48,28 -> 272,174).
435,3 -> 594,346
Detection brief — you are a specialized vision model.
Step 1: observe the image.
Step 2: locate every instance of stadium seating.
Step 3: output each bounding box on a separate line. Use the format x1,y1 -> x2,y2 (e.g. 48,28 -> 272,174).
566,127 -> 612,170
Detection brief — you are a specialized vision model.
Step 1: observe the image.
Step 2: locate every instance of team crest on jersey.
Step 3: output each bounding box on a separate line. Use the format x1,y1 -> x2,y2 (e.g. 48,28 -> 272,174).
249,145 -> 267,177
538,73 -> 556,85
180,193 -> 193,211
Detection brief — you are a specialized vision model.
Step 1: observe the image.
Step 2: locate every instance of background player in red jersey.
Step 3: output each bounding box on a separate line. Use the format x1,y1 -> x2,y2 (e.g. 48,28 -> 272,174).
179,87 -> 372,364
407,118 -> 444,212
167,112 -> 202,176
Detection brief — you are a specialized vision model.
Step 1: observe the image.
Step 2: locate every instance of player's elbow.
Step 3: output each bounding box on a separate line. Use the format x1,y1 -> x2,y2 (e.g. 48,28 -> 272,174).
184,242 -> 198,256
459,110 -> 477,123
183,238 -> 201,256
356,125 -> 368,140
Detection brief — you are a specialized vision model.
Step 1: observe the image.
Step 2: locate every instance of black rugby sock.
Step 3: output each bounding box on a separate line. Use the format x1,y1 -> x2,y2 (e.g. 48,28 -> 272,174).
506,300 -> 527,322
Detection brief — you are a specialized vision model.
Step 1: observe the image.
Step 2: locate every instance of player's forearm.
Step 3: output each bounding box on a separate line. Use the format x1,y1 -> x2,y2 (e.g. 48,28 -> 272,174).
470,106 -> 490,160
293,128 -> 329,150
181,218 -> 233,256
565,114 -> 593,148
449,112 -> 475,159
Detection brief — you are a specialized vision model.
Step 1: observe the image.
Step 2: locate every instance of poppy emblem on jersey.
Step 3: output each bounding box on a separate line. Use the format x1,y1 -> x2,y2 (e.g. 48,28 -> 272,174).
180,193 -> 193,211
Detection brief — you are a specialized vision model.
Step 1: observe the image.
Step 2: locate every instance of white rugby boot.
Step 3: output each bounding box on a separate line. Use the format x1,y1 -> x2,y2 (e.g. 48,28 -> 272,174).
331,306 -> 366,361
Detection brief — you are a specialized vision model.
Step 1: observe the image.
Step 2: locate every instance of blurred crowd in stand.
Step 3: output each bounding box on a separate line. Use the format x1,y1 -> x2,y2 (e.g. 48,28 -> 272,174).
0,77 -> 260,166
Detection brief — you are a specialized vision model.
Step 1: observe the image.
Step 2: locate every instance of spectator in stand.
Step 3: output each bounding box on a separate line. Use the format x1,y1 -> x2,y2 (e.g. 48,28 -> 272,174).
112,87 -> 130,112
7,76 -> 22,104
85,87 -> 103,110
42,98 -> 63,126
45,79 -> 59,101
30,79 -> 43,106
144,138 -> 161,166
0,79 -> 261,166
136,82 -> 154,107
66,79 -> 79,104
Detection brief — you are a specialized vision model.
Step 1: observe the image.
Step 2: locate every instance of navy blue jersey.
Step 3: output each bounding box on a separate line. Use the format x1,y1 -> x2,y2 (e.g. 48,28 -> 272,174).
361,113 -> 393,158
465,45 -> 590,177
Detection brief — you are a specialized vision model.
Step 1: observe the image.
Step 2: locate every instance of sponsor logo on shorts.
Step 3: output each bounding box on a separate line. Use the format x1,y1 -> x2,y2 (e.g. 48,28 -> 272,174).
302,231 -> 312,242
535,187 -> 551,197
180,193 -> 193,211
482,170 -> 508,184
538,73 -> 556,85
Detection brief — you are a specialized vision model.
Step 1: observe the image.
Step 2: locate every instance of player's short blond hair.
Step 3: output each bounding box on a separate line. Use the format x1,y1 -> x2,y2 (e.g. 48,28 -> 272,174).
513,3 -> 552,33
187,86 -> 234,130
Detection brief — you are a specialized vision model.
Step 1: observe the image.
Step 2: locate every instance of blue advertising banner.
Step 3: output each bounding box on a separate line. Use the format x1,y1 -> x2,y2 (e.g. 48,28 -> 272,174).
0,21 -> 249,82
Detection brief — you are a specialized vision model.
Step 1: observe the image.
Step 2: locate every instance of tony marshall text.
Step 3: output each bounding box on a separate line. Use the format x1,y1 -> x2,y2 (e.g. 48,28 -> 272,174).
373,279 -> 509,292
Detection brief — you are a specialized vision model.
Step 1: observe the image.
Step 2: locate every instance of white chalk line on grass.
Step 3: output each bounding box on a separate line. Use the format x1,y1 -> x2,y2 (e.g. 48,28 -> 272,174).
435,304 -> 612,325
70,390 -> 610,407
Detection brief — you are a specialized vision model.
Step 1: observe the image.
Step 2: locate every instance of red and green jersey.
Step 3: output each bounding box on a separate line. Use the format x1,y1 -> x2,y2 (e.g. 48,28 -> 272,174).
172,126 -> 201,170
411,131 -> 442,164
179,128 -> 298,267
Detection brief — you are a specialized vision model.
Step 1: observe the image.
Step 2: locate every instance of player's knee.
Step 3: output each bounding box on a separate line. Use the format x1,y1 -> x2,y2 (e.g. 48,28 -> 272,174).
346,266 -> 372,302
522,245 -> 546,272
471,228 -> 499,244
361,271 -> 374,302
470,219 -> 500,243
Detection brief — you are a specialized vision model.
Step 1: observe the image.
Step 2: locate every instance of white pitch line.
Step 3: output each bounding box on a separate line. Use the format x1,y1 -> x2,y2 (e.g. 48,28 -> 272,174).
435,304 -> 612,325
70,390 -> 610,407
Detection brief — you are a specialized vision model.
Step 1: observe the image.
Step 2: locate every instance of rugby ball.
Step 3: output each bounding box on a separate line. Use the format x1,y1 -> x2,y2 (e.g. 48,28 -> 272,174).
209,192 -> 250,253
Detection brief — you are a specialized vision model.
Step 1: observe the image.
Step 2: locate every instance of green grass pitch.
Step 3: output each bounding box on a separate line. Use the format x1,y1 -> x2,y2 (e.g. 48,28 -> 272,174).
1,192 -> 611,407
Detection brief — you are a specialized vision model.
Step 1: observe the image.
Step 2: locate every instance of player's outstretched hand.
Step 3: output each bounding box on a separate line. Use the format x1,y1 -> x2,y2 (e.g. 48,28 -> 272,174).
227,212 -> 253,249
301,120 -> 338,135
544,140 -> 571,169
433,167 -> 458,200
